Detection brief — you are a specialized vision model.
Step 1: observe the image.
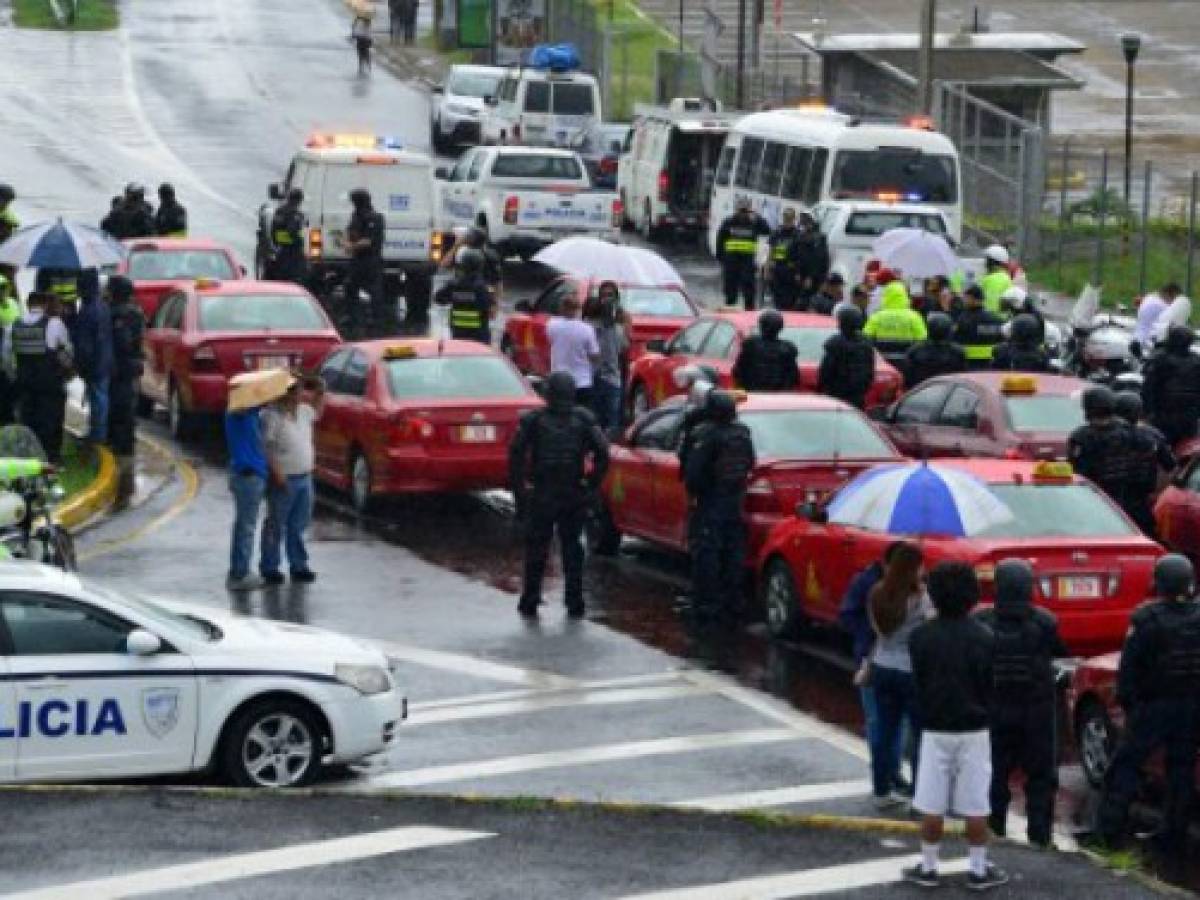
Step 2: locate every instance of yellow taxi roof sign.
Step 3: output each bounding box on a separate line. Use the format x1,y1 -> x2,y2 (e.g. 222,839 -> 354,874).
1000,375 -> 1037,395
1032,461 -> 1073,482
383,345 -> 419,360
731,389 -> 748,403
193,277 -> 221,290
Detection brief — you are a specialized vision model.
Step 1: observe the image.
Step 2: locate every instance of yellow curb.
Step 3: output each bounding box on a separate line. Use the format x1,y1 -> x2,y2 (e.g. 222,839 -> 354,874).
55,442 -> 117,531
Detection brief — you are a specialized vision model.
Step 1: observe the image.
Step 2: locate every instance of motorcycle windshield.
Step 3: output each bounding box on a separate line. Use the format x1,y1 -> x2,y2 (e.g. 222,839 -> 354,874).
1068,284 -> 1101,330
0,425 -> 48,462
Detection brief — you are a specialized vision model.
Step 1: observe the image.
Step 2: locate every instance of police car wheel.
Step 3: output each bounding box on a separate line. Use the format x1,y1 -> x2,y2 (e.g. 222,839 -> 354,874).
222,698 -> 323,788
586,502 -> 621,556
1076,699 -> 1116,788
350,452 -> 374,514
760,556 -> 803,639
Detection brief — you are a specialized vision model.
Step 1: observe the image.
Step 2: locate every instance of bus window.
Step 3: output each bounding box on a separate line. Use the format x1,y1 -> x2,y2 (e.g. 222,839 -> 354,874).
714,146 -> 735,187
734,137 -> 764,189
756,142 -> 787,196
780,146 -> 813,201
831,149 -> 957,202
804,149 -> 828,204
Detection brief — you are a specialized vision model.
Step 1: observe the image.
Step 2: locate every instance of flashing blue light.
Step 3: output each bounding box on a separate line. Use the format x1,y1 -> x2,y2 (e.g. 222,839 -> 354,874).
905,192 -> 924,201
378,136 -> 404,150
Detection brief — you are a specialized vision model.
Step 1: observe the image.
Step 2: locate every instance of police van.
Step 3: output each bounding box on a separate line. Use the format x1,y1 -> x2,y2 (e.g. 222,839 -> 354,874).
707,107 -> 962,255
257,134 -> 444,310
0,564 -> 405,787
480,53 -> 602,149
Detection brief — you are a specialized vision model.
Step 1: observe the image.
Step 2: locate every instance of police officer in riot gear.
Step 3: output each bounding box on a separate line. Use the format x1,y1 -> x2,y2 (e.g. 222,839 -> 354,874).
818,305 -> 876,410
1095,554 -> 1200,850
9,292 -> 72,464
341,188 -> 387,337
684,390 -> 755,620
154,183 -> 188,238
992,313 -> 1052,372
794,212 -> 830,307
1142,325 -> 1200,446
1068,386 -> 1158,535
953,285 -> 1005,370
732,309 -> 798,391
434,248 -> 495,345
715,197 -> 770,310
767,208 -> 803,311
975,559 -> 1067,848
1115,391 -> 1176,483
267,188 -> 309,284
903,312 -> 966,388
106,275 -> 145,506
509,372 -> 609,618
112,183 -> 155,240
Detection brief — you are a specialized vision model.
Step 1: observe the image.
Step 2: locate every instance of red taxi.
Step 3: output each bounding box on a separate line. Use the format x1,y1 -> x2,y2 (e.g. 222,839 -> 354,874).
140,279 -> 340,438
117,238 -> 244,320
625,311 -> 903,418
312,339 -> 542,511
881,372 -> 1088,461
501,275 -> 698,375
588,393 -> 901,562
1154,456 -> 1200,566
755,459 -> 1163,654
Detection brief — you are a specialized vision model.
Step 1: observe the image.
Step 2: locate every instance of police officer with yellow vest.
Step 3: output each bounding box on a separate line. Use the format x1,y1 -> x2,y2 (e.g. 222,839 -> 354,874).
953,285 -> 1005,369
154,183 -> 188,238
715,197 -> 770,310
862,281 -> 927,367
434,248 -> 495,345
0,271 -> 20,425
8,291 -> 72,464
980,245 -> 1013,317
766,208 -> 803,311
267,188 -> 309,284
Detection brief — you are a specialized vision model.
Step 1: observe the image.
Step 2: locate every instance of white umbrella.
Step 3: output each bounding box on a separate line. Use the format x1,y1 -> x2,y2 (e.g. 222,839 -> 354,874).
0,218 -> 126,270
871,228 -> 960,280
533,238 -> 683,286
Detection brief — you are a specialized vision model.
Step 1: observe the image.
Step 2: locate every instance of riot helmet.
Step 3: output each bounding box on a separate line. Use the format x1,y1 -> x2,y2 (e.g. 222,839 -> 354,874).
1154,553 -> 1195,599
759,308 -> 784,340
926,312 -> 953,341
1010,313 -> 1039,345
1081,386 -> 1116,420
704,389 -> 737,424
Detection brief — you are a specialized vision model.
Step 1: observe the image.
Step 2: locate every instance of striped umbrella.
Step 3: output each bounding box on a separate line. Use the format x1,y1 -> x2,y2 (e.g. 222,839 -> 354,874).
827,462 -> 1014,537
0,218 -> 127,270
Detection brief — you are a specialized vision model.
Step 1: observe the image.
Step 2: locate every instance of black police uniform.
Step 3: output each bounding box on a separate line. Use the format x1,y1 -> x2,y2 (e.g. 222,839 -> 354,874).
767,226 -> 802,311
683,399 -> 755,617
344,206 -> 387,335
715,211 -> 770,310
975,561 -> 1067,847
268,203 -> 309,284
904,339 -> 966,388
111,200 -> 155,241
509,375 -> 609,616
732,335 -> 798,391
1142,332 -> 1200,445
992,341 -> 1052,373
1068,419 -> 1158,535
952,307 -> 1005,370
1097,591 -> 1200,846
818,328 -> 876,410
434,274 -> 492,345
794,229 -> 830,307
108,294 -> 145,458
12,313 -> 68,463
154,199 -> 188,237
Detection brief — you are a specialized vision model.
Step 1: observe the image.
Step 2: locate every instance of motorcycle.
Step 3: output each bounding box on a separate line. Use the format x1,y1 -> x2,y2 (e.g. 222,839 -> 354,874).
0,426 -> 76,571
1063,285 -> 1143,389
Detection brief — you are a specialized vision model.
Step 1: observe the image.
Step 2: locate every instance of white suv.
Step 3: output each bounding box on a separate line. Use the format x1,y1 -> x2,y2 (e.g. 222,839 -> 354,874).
430,64 -> 505,154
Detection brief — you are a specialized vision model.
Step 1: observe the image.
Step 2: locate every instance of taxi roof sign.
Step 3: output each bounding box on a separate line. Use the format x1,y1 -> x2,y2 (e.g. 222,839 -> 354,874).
383,345 -> 419,360
193,277 -> 221,290
1000,375 -> 1037,395
1032,460 -> 1073,482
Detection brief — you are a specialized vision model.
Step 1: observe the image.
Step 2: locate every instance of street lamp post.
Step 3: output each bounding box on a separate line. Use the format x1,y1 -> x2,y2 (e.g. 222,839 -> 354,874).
1121,33 -> 1141,206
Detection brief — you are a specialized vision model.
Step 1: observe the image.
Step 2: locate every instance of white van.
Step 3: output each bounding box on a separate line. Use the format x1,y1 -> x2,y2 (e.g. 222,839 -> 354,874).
618,99 -> 740,240
481,68 -> 602,149
706,107 -> 962,255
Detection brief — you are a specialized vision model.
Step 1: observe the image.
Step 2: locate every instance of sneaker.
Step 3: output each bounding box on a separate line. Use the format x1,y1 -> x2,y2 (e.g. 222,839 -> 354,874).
902,864 -> 940,888
226,574 -> 264,591
290,570 -> 317,584
966,863 -> 1010,891
261,572 -> 286,586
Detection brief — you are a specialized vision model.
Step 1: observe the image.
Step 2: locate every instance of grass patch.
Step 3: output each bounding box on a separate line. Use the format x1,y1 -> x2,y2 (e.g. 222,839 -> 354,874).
58,434 -> 99,499
1026,239 -> 1195,311
418,32 -> 475,66
12,0 -> 118,30
583,0 -> 679,119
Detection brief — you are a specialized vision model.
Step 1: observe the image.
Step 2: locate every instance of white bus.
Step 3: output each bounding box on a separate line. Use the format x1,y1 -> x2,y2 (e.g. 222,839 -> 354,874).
706,107 -> 962,255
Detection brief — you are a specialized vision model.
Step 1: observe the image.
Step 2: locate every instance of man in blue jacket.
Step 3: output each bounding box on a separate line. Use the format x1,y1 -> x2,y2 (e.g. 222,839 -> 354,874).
74,269 -> 113,445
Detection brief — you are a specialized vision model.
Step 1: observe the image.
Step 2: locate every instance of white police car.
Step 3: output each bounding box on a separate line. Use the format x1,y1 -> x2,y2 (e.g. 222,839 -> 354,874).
0,564 -> 405,787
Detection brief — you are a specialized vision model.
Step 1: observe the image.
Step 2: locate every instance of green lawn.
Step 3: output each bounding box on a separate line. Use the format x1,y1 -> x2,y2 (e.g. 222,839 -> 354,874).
1026,238 -> 1196,309
12,0 -> 118,30
587,0 -> 679,119
58,434 -> 99,499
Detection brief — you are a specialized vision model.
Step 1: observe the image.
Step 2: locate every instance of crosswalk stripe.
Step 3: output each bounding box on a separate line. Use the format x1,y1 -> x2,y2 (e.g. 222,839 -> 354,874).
410,684 -> 710,725
360,728 -> 799,789
5,826 -> 494,900
374,641 -> 576,688
615,855 -> 971,899
412,671 -> 685,713
671,779 -> 873,811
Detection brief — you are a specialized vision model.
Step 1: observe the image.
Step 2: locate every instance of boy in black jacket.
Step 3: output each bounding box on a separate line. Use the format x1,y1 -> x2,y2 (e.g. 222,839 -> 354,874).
906,562 -> 1008,891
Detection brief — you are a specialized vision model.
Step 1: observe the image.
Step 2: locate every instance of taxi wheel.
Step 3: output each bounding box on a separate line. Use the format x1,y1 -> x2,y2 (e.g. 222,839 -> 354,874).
1076,699 -> 1117,788
350,451 -> 375,514
629,383 -> 649,420
168,384 -> 195,440
586,501 -> 622,556
760,557 -> 803,639
222,698 -> 323,788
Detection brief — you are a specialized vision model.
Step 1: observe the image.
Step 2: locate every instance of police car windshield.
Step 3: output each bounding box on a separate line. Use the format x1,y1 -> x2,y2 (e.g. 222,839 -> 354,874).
973,483 -> 1136,538
491,154 -> 583,179
845,213 -> 948,238
1004,395 -> 1085,433
619,288 -> 693,318
128,251 -> 236,281
199,295 -> 327,332
387,356 -> 529,400
779,326 -> 836,362
87,586 -> 218,641
831,150 -> 958,203
448,71 -> 501,98
743,410 -> 896,460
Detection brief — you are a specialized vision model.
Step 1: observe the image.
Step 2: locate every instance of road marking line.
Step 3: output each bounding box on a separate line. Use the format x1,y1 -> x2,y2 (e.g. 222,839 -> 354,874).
671,779 -> 873,812
360,728 -> 798,789
412,671 -> 686,712
5,826 -> 494,900
410,684 -> 710,725
615,855 -> 970,900
375,641 -> 577,688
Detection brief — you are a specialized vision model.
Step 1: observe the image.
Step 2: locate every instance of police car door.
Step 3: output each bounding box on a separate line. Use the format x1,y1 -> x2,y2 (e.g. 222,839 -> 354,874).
440,151 -> 478,231
0,591 -> 197,781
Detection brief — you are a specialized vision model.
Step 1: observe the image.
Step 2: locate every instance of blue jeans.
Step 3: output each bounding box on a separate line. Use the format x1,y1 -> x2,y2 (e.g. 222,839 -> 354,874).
228,472 -> 266,579
591,378 -> 622,434
86,377 -> 109,443
260,474 -> 314,576
870,665 -> 920,797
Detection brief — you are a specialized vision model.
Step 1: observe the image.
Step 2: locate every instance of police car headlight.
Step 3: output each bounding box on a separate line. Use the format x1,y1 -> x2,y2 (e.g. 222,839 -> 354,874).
335,664 -> 392,695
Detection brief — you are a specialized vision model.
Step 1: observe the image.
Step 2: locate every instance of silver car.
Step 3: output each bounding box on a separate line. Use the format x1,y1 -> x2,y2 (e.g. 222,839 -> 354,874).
431,64 -> 505,154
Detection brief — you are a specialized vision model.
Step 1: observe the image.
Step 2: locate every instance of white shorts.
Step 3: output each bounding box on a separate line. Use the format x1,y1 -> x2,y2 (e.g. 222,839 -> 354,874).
913,730 -> 992,818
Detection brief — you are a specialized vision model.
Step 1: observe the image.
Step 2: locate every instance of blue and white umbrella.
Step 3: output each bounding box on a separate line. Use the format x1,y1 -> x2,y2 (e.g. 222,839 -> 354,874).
0,218 -> 127,270
827,462 -> 1014,537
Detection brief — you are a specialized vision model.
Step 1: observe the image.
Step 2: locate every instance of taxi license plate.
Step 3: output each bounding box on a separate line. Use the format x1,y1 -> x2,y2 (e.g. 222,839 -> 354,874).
255,355 -> 291,370
1059,576 -> 1101,599
459,425 -> 496,443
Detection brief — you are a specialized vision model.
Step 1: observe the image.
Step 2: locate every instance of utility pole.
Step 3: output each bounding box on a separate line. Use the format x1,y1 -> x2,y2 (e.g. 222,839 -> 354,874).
736,0 -> 746,108
917,0 -> 937,115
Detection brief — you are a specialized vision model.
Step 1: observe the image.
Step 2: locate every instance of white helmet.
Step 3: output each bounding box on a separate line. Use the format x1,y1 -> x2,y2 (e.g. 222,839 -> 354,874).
1000,286 -> 1027,309
984,244 -> 1010,266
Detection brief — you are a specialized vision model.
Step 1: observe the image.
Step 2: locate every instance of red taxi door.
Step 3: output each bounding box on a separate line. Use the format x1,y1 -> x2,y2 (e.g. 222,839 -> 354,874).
312,348 -> 352,480
519,279 -> 578,375
920,385 -> 993,458
315,349 -> 370,485
645,320 -> 717,407
802,522 -> 889,623
884,382 -> 952,459
141,292 -> 187,406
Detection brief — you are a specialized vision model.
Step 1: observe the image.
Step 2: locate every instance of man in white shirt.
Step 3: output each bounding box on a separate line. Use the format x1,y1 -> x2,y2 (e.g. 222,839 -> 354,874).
546,295 -> 599,406
1149,285 -> 1191,347
1135,283 -> 1175,349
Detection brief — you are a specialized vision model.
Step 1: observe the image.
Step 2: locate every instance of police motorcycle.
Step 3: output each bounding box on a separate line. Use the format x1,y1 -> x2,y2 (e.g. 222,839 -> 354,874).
0,427 -> 75,571
1063,285 -> 1143,390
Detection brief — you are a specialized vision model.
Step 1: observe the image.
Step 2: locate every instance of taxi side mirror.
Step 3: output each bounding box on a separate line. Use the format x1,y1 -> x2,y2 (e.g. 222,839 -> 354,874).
645,338 -> 667,354
268,183 -> 284,201
796,501 -> 827,524
126,629 -> 162,656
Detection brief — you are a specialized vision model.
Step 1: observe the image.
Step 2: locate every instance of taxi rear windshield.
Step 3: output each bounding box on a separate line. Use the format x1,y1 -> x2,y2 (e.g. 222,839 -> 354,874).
619,288 -> 693,318
780,326 -> 836,362
198,295 -> 327,332
743,410 -> 895,460
974,484 -> 1136,538
387,356 -> 528,400
128,250 -> 236,281
491,154 -> 583,179
1004,395 -> 1085,433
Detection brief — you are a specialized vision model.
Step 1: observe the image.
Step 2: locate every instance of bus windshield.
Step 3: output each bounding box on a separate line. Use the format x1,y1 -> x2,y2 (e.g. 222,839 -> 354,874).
831,149 -> 958,203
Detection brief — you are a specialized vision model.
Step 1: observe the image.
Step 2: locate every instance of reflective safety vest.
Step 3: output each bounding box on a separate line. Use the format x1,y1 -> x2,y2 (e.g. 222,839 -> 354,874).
0,296 -> 18,329
964,342 -> 996,362
863,309 -> 927,343
0,458 -> 45,481
981,270 -> 1012,316
12,317 -> 60,393
48,276 -> 79,306
723,236 -> 757,255
448,286 -> 489,342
